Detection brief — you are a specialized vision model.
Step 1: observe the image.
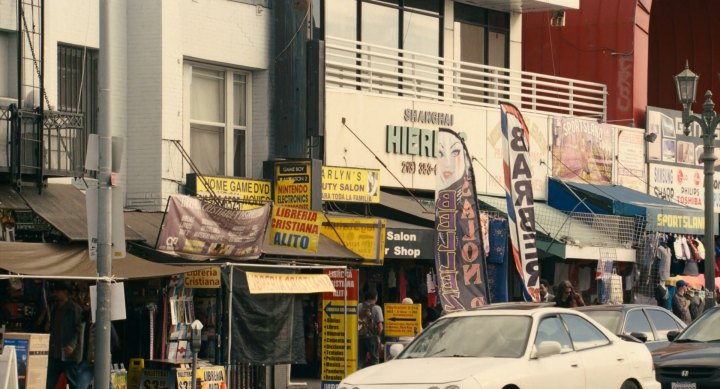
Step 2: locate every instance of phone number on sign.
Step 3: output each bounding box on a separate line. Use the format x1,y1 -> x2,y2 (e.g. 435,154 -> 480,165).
401,161 -> 436,175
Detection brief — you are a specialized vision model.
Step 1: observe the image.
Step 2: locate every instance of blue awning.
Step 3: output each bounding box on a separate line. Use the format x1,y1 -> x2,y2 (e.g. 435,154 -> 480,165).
547,178 -> 713,234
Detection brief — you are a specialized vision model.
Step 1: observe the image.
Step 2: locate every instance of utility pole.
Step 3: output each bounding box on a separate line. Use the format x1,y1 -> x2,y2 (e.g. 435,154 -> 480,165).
96,0 -> 125,386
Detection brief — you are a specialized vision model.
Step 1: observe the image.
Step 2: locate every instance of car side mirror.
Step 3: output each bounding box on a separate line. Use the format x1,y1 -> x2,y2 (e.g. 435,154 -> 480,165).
531,341 -> 562,359
629,332 -> 648,343
667,331 -> 680,342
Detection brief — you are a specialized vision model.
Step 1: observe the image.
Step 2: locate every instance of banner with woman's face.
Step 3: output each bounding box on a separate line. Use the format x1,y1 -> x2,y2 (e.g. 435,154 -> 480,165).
434,129 -> 489,312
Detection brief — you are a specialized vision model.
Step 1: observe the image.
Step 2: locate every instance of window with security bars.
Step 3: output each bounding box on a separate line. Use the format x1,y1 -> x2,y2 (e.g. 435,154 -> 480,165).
57,44 -> 98,133
56,44 -> 98,175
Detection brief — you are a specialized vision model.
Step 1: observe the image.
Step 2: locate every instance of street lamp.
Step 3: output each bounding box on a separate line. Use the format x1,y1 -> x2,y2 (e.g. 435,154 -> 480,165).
674,60 -> 718,309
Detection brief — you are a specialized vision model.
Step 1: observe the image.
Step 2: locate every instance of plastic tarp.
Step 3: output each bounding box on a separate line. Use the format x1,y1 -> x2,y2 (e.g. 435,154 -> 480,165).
0,242 -> 209,279
223,268 -> 305,365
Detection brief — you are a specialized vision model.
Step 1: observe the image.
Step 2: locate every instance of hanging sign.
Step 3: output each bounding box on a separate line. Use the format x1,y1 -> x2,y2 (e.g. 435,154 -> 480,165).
384,228 -> 434,259
268,206 -> 323,253
156,195 -> 270,260
275,161 -> 313,209
183,268 -> 222,289
321,166 -> 381,203
186,174 -> 272,210
245,272 -> 335,294
321,217 -> 386,265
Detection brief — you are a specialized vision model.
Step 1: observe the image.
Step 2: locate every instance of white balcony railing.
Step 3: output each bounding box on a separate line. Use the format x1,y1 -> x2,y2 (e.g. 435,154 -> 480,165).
325,36 -> 607,120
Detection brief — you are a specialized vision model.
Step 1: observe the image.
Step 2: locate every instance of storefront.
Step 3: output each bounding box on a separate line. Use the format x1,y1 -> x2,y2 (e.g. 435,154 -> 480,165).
0,241 -> 211,388
477,192 -> 637,303
548,177 -> 716,304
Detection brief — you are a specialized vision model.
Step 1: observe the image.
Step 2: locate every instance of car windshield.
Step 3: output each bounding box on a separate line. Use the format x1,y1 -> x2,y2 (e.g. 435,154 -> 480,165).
398,315 -> 531,359
676,308 -> 720,342
582,310 -> 622,333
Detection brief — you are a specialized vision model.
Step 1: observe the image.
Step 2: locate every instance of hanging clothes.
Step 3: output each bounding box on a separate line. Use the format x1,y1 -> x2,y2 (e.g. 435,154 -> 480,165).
673,236 -> 686,260
683,259 -> 700,276
486,218 -> 509,303
657,244 -> 672,282
694,238 -> 705,260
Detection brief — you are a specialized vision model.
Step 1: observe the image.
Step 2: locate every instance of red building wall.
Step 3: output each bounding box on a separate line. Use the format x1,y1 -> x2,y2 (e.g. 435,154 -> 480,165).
524,0 -> 720,128
648,0 -> 720,114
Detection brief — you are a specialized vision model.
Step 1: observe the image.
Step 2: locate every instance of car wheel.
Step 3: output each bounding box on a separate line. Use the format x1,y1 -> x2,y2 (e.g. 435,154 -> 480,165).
620,380 -> 639,389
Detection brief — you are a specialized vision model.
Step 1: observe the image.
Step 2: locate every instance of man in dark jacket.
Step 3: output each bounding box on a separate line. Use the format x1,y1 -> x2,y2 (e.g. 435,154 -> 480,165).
46,282 -> 84,389
672,280 -> 692,325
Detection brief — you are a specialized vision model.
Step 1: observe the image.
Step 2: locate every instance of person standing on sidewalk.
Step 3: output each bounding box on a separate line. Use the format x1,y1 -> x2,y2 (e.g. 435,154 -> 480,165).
357,290 -> 383,368
46,282 -> 84,389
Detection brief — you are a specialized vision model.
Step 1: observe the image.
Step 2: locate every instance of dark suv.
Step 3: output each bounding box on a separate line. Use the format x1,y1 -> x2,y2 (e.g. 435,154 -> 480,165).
652,306 -> 720,389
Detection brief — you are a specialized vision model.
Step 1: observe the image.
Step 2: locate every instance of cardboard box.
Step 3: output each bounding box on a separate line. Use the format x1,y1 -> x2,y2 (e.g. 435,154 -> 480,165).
3,333 -> 49,389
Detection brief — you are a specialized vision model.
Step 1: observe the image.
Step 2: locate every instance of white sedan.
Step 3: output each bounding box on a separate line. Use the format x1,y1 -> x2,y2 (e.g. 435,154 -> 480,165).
339,304 -> 660,389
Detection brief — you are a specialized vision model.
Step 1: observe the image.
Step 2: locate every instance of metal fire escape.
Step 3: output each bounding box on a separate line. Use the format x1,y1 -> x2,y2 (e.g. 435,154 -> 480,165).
1,0 -> 85,192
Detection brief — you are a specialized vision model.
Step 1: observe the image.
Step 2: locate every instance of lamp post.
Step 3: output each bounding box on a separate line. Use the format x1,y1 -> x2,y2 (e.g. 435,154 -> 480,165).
674,61 -> 717,309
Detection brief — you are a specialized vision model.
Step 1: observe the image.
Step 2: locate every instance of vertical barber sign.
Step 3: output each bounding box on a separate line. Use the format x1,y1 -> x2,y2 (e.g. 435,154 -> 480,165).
434,128 -> 489,312
500,102 -> 540,302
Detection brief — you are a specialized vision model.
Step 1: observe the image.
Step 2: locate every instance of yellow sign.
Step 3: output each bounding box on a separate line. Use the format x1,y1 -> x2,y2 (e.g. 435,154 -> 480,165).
275,161 -> 312,209
184,267 -> 221,289
176,366 -> 226,389
139,369 -> 174,389
384,303 -> 422,338
193,175 -> 272,210
269,205 -> 322,253
321,299 -> 358,381
322,166 -> 380,203
321,217 -> 386,266
246,272 -> 336,294
111,371 -> 128,389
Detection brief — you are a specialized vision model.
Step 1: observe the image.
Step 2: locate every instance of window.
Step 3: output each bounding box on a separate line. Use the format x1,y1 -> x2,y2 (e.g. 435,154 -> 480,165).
187,64 -> 250,177
454,3 -> 509,68
535,316 -> 573,353
646,309 -> 682,340
453,2 -> 509,103
57,44 -> 99,173
561,314 -> 610,351
625,310 -> 655,342
0,31 -> 18,100
324,0 -> 442,95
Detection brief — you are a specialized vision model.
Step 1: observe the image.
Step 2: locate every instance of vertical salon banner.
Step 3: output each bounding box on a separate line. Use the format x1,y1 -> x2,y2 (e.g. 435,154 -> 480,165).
435,128 -> 489,312
500,103 -> 541,302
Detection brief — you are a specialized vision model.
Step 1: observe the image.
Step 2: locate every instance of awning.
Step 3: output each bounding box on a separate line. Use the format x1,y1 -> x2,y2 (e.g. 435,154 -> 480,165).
124,211 -> 165,245
478,195 -> 636,262
547,178 -> 713,235
379,191 -> 434,223
19,183 -> 143,241
123,210 -> 362,261
0,185 -> 29,210
0,242 -> 208,279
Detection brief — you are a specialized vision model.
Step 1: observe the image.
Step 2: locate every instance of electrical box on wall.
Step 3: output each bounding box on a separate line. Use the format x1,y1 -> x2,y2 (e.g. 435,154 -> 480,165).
551,11 -> 565,27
